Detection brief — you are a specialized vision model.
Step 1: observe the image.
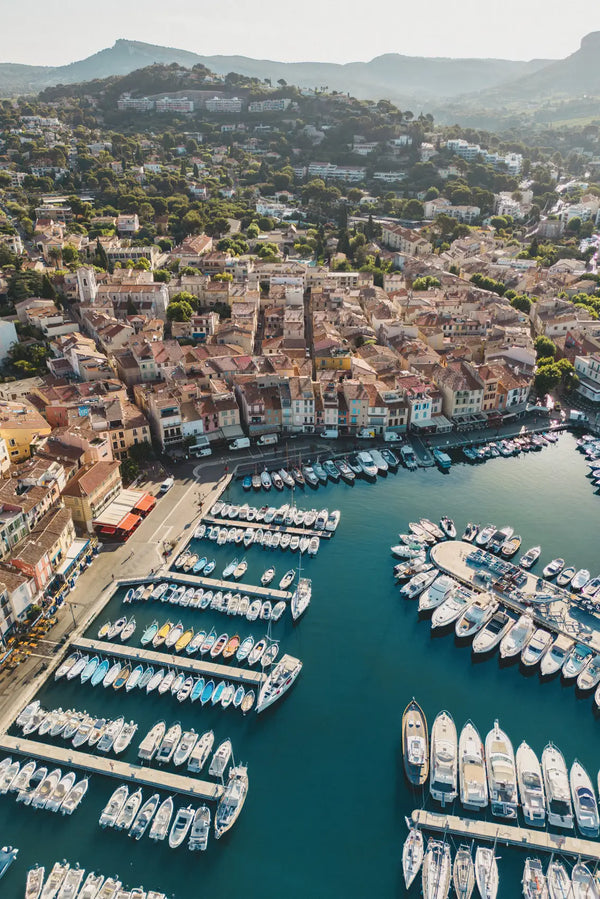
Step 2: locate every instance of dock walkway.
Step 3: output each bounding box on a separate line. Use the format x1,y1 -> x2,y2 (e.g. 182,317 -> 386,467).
412,809 -> 600,861
168,570 -> 292,601
73,637 -> 265,686
0,734 -> 223,800
430,540 -> 600,653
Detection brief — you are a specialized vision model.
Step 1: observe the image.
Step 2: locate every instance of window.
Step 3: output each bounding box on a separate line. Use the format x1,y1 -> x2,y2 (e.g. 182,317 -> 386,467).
8,439 -> 15,447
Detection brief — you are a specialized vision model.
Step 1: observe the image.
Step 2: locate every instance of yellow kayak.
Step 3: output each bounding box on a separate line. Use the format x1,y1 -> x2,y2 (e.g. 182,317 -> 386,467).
153,621 -> 173,648
175,628 -> 194,653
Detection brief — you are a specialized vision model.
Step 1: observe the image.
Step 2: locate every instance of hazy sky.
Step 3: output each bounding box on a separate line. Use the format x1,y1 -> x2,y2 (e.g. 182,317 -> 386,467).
3,0 -> 600,66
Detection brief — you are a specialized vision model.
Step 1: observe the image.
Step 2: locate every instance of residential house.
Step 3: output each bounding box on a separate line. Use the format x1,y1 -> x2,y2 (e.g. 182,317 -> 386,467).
61,461 -> 122,533
0,400 -> 52,463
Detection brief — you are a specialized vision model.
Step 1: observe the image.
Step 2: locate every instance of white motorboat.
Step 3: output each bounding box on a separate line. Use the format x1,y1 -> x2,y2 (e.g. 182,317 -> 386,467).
455,594 -> 498,639
542,558 -> 564,579
173,730 -> 198,767
100,785 -> 129,827
516,742 -> 546,827
540,635 -> 574,677
169,805 -> 195,848
189,805 -> 211,851
115,788 -> 143,831
209,739 -> 232,778
571,568 -> 591,591
156,723 -> 182,764
519,546 -> 541,569
522,858 -> 547,899
429,711 -> 457,806
114,721 -> 138,755
546,860 -> 571,899
130,793 -> 160,841
46,771 -> 76,813
521,629 -> 553,667
138,721 -> 166,761
40,862 -> 69,899
214,765 -> 248,839
472,608 -> 514,654
475,524 -> 496,546
485,720 -> 518,818
149,796 -> 174,841
459,721 -> 488,809
60,777 -> 88,815
577,654 -> 600,691
499,613 -> 535,659
570,760 -> 599,836
431,589 -> 474,629
542,743 -> 573,829
25,865 -> 44,899
475,846 -> 498,899
188,730 -> 214,773
421,840 -> 451,899
571,863 -> 599,899
418,575 -> 457,613
562,644 -> 593,681
401,569 -> 438,600
453,845 -> 475,899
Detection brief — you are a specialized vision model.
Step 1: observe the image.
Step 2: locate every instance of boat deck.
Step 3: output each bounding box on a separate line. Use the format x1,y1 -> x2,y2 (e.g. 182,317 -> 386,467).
72,637 -> 265,686
412,809 -> 600,861
202,516 -> 332,539
430,540 -> 600,653
168,570 -> 292,601
0,734 -> 224,800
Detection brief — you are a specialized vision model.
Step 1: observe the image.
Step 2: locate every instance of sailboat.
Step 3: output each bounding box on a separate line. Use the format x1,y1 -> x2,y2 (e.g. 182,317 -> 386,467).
402,821 -> 424,889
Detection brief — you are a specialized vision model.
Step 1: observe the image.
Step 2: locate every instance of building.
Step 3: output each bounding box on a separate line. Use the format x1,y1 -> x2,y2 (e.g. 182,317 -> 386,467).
155,97 -> 194,113
205,97 -> 243,113
9,506 -> 75,592
381,225 -> 432,257
431,362 -> 484,421
0,400 -> 52,463
248,98 -> 291,113
574,354 -> 600,403
61,461 -> 122,533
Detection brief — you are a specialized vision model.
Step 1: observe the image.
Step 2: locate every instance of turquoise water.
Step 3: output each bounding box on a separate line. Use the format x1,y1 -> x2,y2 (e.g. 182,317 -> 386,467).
1,432 -> 600,897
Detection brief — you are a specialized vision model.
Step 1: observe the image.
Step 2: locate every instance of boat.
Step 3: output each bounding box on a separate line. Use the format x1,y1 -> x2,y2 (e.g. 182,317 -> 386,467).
33,768 -> 62,809
271,601 -> 286,621
241,691 -> 255,714
418,575 -> 456,613
188,731 -> 214,773
66,655 -> 89,681
60,777 -> 88,815
499,613 -> 535,659
475,524 -> 496,546
519,546 -> 541,569
421,840 -> 451,899
233,686 -> 245,708
453,845 -> 475,899
279,569 -> 296,590
210,633 -> 229,658
402,824 -> 424,889
431,590 -> 474,629
571,863 -> 598,899
233,559 -> 248,580
475,847 -> 498,899
169,805 -> 195,848
155,723 -> 182,765
402,699 -> 429,786
246,600 -> 261,621
46,771 -> 76,813
429,711 -> 457,806
472,608 -> 514,654
152,621 -> 172,649
0,760 -> 20,794
20,768 -> 46,807
214,765 -> 249,839
488,525 -> 513,554
546,860 -> 570,899
542,743 -> 573,828
401,569 -> 438,599
96,878 -> 122,899
125,665 -> 144,691
174,628 -> 194,653
200,681 -> 215,705
222,558 -> 238,579
462,523 -> 479,543
556,566 -> 576,587
523,859 -> 549,899
521,629 -> 553,667
542,558 -> 565,579
120,617 -> 136,642
149,796 -> 174,841
223,634 -> 240,659
164,621 -> 183,649
248,637 -> 267,666
579,655 -> 600,691
98,717 -> 124,753
189,805 -> 211,851
40,862 -> 69,899
11,760 -> 36,795
439,517 -> 456,539
261,567 -> 276,586
115,788 -> 143,831
146,670 -> 165,694
130,793 -> 160,840
459,721 -> 488,809
570,760 -> 599,836
25,866 -> 44,899
209,739 -> 232,779
501,534 -> 522,558
291,577 -> 312,620
455,594 -> 498,639
571,568 -> 591,591
562,644 -> 593,681
173,730 -> 198,767
138,667 -> 154,691
485,720 -> 518,818
261,642 -> 279,668
540,635 -> 574,677
256,653 -> 301,712
516,742 -> 546,826
114,721 -> 138,754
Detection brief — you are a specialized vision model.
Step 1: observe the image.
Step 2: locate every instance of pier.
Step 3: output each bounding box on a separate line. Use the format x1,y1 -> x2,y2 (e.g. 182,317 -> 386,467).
430,540 -> 600,653
411,809 -> 600,862
0,734 -> 224,800
168,570 -> 292,601
202,515 -> 332,539
72,637 -> 265,686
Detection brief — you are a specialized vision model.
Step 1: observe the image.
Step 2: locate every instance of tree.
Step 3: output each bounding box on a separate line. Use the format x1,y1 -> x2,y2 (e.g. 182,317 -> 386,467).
404,199 -> 424,220
41,275 -> 56,300
166,300 -> 193,322
120,456 -> 139,485
153,269 -> 171,283
412,276 -> 441,290
510,294 -> 531,314
534,335 -> 556,360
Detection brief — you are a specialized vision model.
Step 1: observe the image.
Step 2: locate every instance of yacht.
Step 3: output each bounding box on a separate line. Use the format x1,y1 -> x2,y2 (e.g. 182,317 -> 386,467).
522,858 -> 548,899
402,823 -> 424,889
209,739 -> 232,778
431,589 -> 474,629
472,609 -> 514,654
542,743 -> 573,828
256,654 -> 302,712
571,863 -> 598,899
149,796 -> 174,841
455,594 -> 498,639
540,635 -> 574,677
402,699 -> 429,787
570,760 -> 599,836
499,613 -> 535,659
99,785 -> 129,828
521,629 -> 553,667
485,720 -> 518,818
115,789 -> 143,831
516,742 -> 546,827
418,575 -> 457,613
40,863 -> 69,899
562,644 -> 593,681
155,723 -> 182,764
475,847 -> 498,899
546,860 -> 571,899
421,840 -> 451,899
401,569 -> 438,599
452,845 -> 475,899
577,654 -> 600,691
130,793 -> 160,841
459,721 -> 488,809
188,730 -> 214,774
173,730 -> 198,767
168,805 -> 195,849
291,577 -> 312,620
476,524 -> 497,546
214,765 -> 249,839
429,711 -> 457,806
189,806 -> 211,851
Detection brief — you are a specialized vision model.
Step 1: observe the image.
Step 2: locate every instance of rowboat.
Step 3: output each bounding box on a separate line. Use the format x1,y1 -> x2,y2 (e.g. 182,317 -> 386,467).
152,621 -> 172,649
222,634 -> 240,659
140,621 -> 159,646
210,633 -> 228,658
174,628 -> 194,653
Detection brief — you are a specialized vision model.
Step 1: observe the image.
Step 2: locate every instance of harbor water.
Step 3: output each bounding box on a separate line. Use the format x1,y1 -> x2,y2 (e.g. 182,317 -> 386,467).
2,432 -> 600,897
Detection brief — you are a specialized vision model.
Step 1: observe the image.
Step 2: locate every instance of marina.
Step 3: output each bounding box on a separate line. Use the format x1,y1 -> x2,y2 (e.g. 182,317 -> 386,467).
0,735 -> 224,800
411,809 -> 600,861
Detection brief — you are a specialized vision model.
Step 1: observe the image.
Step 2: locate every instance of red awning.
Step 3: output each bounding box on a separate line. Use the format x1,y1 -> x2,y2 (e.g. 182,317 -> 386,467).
117,513 -> 142,533
97,525 -> 116,535
134,494 -> 156,513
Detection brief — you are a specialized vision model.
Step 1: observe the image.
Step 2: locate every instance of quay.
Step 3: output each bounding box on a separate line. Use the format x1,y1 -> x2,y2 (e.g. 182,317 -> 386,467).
430,540 -> 600,653
202,515 -> 332,539
168,570 -> 292,601
411,809 -> 600,862
0,734 -> 224,800
72,637 -> 265,686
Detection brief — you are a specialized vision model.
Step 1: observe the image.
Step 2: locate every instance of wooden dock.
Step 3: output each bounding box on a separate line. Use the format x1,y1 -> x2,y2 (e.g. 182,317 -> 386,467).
73,638 -> 265,686
168,570 -> 292,601
412,809 -> 600,861
202,515 -> 331,540
430,540 -> 600,653
0,734 -> 224,800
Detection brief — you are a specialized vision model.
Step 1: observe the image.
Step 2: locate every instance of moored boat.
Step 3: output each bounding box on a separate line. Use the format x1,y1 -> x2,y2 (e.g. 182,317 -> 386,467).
429,711 -> 457,807
516,741 -> 546,827
402,699 -> 429,787
421,840 -> 451,899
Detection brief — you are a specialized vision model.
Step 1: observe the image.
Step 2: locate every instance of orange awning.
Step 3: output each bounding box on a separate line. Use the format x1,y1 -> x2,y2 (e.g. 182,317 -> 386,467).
133,494 -> 156,513
117,513 -> 142,533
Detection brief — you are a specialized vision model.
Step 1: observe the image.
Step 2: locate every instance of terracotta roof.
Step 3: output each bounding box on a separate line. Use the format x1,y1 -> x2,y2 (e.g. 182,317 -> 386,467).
62,461 -> 121,498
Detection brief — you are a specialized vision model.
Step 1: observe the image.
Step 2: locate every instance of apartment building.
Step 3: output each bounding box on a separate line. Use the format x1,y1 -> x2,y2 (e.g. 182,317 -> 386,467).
61,461 -> 122,533
0,400 -> 52,463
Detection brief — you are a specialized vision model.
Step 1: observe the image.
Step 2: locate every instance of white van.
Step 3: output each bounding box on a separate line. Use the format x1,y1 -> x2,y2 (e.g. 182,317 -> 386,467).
159,476 -> 174,494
